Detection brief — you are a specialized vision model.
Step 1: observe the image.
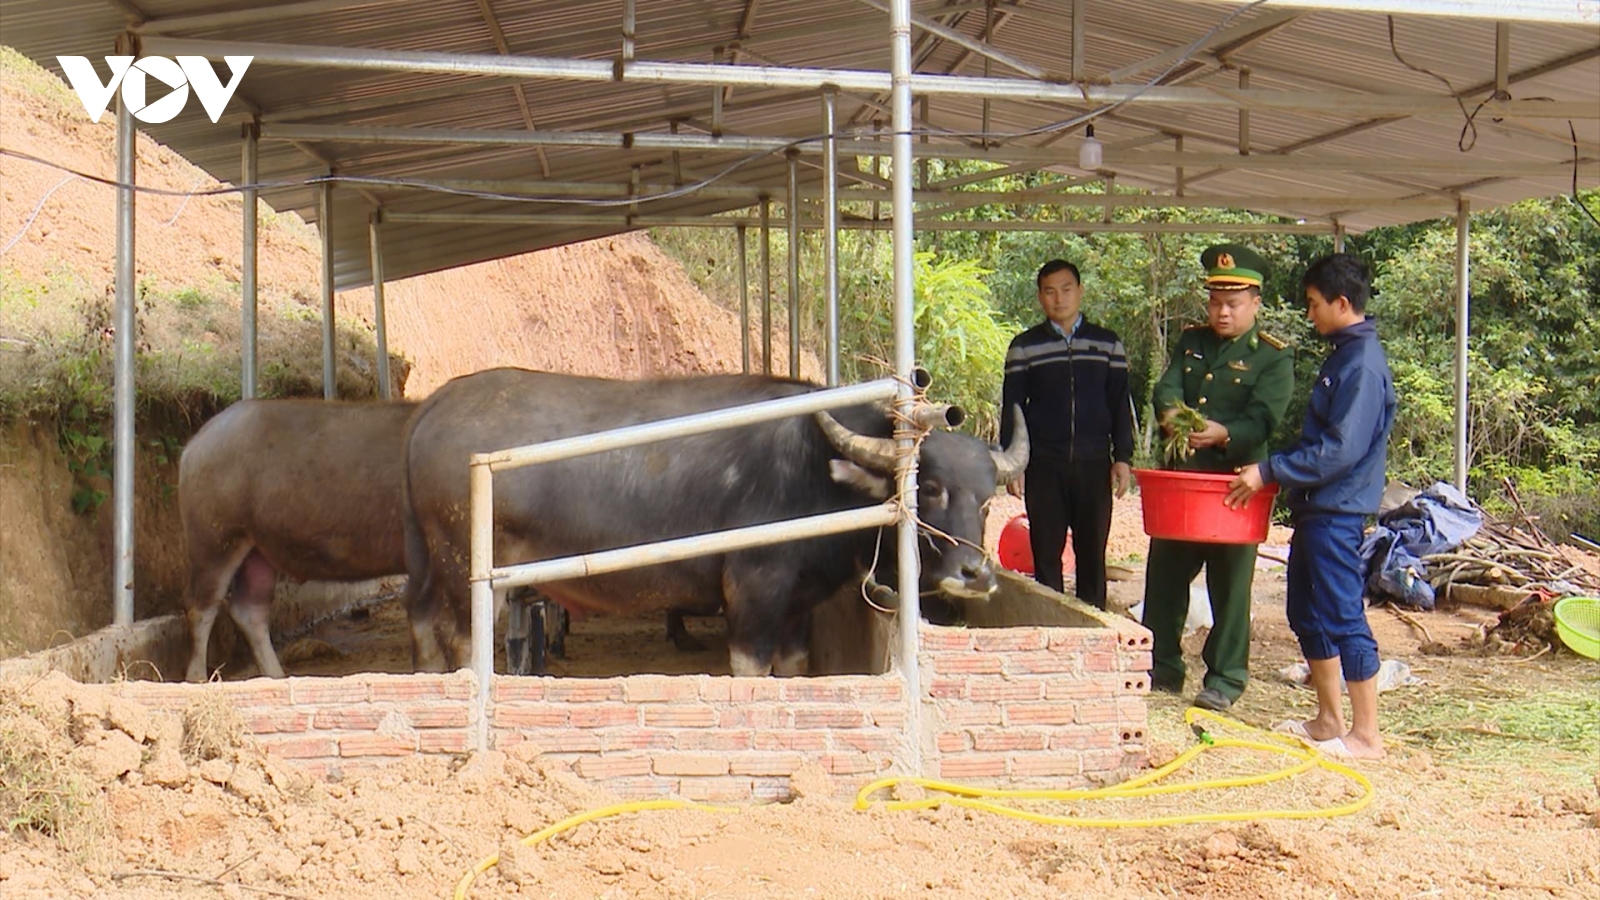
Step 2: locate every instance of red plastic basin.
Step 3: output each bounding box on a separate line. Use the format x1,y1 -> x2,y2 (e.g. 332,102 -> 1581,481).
996,514 -> 1074,575
1134,468 -> 1278,544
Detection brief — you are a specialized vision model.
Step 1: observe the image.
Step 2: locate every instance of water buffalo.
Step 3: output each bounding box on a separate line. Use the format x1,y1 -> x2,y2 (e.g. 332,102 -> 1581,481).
178,399 -> 419,682
401,369 -> 1028,676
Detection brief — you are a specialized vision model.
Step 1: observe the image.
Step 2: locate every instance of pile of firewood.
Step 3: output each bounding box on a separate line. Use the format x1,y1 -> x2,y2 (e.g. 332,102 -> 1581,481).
1424,521 -> 1600,601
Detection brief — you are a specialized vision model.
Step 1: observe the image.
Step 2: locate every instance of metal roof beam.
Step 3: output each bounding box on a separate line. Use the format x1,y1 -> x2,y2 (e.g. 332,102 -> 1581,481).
259,123 -> 1596,176
381,211 -> 1336,234
142,36 -> 1595,118
850,0 -> 1053,80
135,0 -> 357,34
1104,8 -> 1305,82
1172,0 -> 1600,25
475,0 -> 550,178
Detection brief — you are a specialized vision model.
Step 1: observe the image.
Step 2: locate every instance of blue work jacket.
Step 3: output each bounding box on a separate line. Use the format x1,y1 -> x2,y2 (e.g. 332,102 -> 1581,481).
1261,318 -> 1397,518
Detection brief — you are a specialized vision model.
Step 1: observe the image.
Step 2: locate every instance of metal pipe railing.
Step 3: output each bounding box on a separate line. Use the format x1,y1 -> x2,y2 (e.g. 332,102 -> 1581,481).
467,376 -> 906,750
112,95 -> 136,628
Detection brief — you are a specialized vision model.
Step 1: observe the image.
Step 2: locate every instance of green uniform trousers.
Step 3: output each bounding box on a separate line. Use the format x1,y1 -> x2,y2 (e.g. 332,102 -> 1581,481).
1143,537 -> 1259,701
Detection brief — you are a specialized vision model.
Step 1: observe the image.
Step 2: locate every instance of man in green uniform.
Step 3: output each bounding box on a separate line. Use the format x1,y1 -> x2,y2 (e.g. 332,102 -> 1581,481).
1143,244 -> 1295,711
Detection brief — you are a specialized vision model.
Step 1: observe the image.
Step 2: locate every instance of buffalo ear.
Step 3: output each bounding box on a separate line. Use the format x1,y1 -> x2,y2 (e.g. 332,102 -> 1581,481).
829,459 -> 892,499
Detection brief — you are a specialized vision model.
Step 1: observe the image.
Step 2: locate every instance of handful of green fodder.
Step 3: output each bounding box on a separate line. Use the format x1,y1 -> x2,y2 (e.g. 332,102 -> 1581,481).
1162,402 -> 1209,465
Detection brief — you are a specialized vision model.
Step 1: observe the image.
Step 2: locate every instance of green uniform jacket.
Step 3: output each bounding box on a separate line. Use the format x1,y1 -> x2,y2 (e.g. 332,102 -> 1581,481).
1152,323 -> 1294,472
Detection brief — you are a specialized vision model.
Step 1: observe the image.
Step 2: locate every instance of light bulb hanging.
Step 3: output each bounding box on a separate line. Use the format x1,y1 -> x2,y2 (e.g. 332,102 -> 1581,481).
1078,123 -> 1103,171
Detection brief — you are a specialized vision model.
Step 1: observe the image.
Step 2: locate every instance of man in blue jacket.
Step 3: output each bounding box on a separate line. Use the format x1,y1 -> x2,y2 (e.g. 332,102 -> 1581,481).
1001,260 -> 1135,609
1226,253 -> 1396,761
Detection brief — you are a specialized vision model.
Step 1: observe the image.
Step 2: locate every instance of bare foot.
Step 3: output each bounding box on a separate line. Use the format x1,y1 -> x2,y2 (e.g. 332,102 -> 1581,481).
1315,734 -> 1386,761
1303,716 -> 1345,743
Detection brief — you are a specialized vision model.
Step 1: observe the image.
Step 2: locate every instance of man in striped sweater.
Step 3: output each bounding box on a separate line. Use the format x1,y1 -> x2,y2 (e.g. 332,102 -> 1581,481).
1000,260 -> 1135,609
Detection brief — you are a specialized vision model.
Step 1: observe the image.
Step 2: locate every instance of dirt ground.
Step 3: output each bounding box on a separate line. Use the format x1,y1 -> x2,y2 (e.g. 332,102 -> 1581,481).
6,497 -> 1598,899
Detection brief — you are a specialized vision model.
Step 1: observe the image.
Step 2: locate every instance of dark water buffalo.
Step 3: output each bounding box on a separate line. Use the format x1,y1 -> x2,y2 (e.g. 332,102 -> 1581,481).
401,369 -> 1028,676
178,399 -> 418,682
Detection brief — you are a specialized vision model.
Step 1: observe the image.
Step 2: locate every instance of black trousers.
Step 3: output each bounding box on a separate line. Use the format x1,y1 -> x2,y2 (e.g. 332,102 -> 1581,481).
1024,458 -> 1112,609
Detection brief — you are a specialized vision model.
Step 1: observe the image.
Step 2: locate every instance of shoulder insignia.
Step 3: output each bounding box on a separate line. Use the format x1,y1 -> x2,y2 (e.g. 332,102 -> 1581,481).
1258,330 -> 1289,350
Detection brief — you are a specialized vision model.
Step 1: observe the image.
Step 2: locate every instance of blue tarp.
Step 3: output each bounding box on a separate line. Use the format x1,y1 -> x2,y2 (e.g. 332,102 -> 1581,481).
1360,482 -> 1484,609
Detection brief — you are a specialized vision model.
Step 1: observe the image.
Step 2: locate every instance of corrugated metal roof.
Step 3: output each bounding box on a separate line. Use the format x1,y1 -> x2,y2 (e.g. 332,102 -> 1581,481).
3,0 -> 1596,289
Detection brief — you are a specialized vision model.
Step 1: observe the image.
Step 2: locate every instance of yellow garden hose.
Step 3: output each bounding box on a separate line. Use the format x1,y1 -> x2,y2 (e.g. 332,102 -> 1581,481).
453,709 -> 1374,899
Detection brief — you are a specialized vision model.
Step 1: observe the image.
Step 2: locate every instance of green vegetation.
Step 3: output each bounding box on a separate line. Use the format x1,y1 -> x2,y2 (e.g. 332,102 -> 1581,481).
654,164 -> 1600,538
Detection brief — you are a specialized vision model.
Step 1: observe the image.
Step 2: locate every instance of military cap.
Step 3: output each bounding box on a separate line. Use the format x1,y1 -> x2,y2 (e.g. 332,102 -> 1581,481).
1201,243 -> 1269,289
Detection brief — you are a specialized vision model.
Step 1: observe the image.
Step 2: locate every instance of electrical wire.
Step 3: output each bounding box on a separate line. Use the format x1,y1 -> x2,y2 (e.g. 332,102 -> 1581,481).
1570,121 -> 1600,229
1385,15 -> 1482,153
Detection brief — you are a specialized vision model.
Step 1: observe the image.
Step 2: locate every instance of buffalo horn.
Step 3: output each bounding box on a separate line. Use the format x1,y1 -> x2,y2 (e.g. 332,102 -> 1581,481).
815,410 -> 899,473
991,405 -> 1030,484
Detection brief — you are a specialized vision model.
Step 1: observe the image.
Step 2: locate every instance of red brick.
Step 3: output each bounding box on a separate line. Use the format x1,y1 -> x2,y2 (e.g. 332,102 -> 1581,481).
929,652 -> 1004,675
821,752 -> 882,775
697,677 -> 732,703
1049,727 -> 1118,751
751,778 -> 797,803
569,705 -> 640,728
575,756 -> 653,779
493,679 -> 546,702
400,705 -> 471,729
869,709 -> 906,729
369,677 -> 450,702
936,731 -> 968,752
1005,652 -> 1078,675
937,703 -> 1001,727
834,731 -> 901,753
624,676 -> 699,703
1010,754 -> 1080,777
260,736 -> 338,759
339,734 -> 415,757
793,707 -> 866,729
971,729 -> 1047,752
927,678 -> 965,699
494,704 -> 569,728
641,705 -> 718,728
1082,652 -> 1118,673
442,677 -> 476,700
219,682 -> 293,706
1075,702 -> 1120,725
728,752 -> 804,776
1044,631 -> 1095,654
919,628 -> 973,651
673,730 -> 754,751
751,731 -> 827,752
728,679 -> 783,702
313,707 -> 387,730
603,777 -> 679,800
1043,677 -> 1113,701
528,732 -> 604,753
937,755 -> 1006,779
1119,651 -> 1153,672
653,754 -> 729,776
546,680 -> 624,703
245,711 -> 311,734
1116,697 -> 1149,724
603,730 -> 676,751
418,730 -> 471,753
781,681 -> 857,703
1005,703 -> 1075,725
856,679 -> 905,703
678,777 -> 754,803
967,680 -> 1043,702
972,630 -> 1047,652
116,684 -> 194,710
721,707 -> 791,729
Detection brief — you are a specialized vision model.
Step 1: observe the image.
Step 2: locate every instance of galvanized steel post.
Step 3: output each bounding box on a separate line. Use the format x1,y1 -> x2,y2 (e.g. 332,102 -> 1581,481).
1453,198 -> 1470,492
737,224 -> 750,373
890,0 -> 923,772
319,178 -> 337,399
823,88 -> 840,387
759,195 -> 773,374
241,122 -> 259,399
370,212 -> 391,399
112,96 -> 136,628
787,150 -> 802,379
469,460 -> 495,750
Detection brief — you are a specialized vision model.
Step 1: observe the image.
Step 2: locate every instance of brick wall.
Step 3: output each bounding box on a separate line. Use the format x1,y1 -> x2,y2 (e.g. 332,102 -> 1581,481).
490,673 -> 910,802
919,618 -> 1152,784
106,618 -> 1149,798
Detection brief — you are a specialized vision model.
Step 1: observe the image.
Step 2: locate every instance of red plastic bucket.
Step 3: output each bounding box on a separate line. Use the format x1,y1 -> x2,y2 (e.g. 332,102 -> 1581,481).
996,514 -> 1074,575
1134,469 -> 1278,544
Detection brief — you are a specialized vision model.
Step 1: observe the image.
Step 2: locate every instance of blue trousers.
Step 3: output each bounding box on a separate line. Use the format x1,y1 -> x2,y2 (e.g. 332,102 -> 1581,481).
1286,514 -> 1379,684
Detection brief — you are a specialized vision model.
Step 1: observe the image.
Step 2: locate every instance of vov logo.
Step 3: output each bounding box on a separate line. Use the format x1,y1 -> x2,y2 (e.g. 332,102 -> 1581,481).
57,56 -> 252,124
